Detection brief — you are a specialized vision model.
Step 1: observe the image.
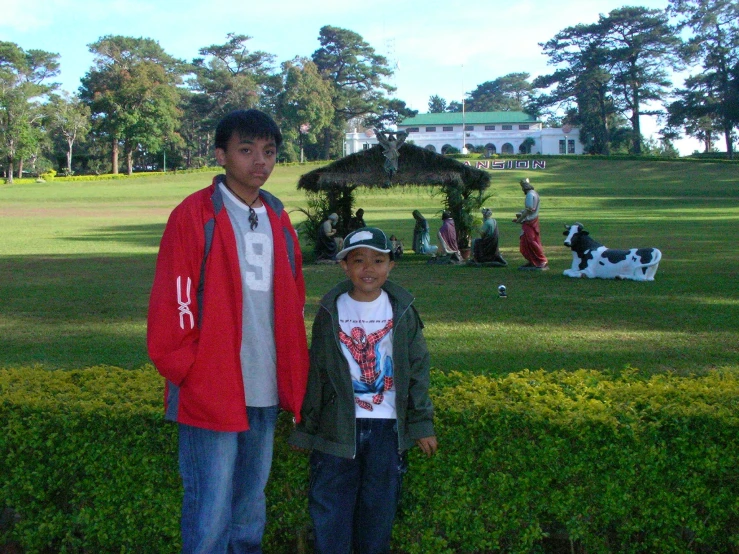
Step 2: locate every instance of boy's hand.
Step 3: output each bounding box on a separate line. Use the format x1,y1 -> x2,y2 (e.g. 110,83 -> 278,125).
416,436 -> 438,457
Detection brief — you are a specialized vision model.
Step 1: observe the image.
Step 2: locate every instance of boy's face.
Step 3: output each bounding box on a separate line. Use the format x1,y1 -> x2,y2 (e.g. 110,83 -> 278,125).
340,247 -> 395,302
215,132 -> 277,196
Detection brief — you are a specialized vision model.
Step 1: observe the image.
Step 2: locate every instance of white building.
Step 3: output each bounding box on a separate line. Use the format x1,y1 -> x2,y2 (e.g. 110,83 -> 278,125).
345,112 -> 584,156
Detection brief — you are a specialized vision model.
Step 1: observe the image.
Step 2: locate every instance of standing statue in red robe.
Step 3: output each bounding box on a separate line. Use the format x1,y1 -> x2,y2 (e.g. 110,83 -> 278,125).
513,178 -> 549,270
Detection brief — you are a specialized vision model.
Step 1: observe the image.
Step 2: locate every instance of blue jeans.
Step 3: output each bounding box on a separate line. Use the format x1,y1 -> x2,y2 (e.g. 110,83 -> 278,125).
178,405 -> 279,554
309,418 -> 407,554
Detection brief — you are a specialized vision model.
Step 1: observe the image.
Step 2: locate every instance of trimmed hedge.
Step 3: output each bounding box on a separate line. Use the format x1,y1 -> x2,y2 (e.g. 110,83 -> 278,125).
399,369 -> 739,554
0,366 -> 179,553
4,160 -> 330,186
5,166 -> 224,185
2,366 -> 738,553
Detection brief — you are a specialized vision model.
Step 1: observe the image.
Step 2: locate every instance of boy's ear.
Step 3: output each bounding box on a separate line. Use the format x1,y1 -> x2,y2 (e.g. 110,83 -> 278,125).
214,147 -> 226,166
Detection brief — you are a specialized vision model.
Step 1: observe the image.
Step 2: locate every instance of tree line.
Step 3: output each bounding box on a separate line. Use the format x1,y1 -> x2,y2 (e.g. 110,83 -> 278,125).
1,1 -> 737,182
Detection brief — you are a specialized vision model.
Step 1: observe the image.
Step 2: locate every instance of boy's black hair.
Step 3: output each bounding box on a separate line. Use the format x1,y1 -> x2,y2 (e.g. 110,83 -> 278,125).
214,109 -> 283,151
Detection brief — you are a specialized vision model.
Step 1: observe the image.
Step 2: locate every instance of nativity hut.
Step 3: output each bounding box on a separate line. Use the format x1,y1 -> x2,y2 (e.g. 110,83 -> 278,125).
297,142 -> 491,248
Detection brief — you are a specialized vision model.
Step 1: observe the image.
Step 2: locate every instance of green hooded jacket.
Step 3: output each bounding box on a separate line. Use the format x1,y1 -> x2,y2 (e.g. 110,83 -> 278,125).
288,279 -> 435,458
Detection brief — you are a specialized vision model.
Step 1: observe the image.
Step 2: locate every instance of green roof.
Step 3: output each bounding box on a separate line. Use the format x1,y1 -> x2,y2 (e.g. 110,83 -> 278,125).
399,111 -> 539,126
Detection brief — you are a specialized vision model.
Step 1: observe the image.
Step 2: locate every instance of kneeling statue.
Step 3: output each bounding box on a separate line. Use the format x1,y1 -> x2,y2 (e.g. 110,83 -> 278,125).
411,210 -> 438,255
316,213 -> 342,261
435,211 -> 463,264
470,208 -> 507,266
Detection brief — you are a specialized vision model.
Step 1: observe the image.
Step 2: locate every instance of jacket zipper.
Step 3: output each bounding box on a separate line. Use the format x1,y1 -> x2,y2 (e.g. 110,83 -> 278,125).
393,300 -> 412,454
325,303 -> 357,459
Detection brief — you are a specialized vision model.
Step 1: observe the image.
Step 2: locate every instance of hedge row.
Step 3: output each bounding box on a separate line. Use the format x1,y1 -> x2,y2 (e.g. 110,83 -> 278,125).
2,366 -> 738,553
399,369 -> 739,554
7,160 -> 330,185
0,366 -> 179,553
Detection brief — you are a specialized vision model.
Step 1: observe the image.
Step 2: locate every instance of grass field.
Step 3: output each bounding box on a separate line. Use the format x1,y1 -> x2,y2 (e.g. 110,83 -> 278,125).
1,158 -> 738,377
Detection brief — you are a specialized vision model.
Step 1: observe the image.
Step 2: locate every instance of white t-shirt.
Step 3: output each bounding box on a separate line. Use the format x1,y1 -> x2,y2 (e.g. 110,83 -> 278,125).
336,290 -> 396,419
220,183 -> 277,407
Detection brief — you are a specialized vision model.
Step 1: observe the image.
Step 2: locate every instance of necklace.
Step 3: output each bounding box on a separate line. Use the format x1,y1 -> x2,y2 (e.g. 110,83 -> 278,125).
223,182 -> 259,230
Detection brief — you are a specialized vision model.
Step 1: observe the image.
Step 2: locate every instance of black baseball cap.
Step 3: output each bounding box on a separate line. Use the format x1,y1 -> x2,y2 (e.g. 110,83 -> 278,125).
336,227 -> 393,260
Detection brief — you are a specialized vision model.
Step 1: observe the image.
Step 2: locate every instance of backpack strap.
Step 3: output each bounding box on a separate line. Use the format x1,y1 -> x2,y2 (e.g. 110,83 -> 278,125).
196,186 -> 224,327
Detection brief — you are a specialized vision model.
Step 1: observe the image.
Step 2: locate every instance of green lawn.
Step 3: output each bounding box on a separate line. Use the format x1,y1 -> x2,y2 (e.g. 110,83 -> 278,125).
1,158 -> 738,376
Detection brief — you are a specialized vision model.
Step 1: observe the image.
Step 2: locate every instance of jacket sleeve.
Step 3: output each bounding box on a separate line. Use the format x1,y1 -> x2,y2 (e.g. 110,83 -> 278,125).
285,212 -> 306,307
288,310 -> 330,449
147,204 -> 204,386
405,306 -> 435,440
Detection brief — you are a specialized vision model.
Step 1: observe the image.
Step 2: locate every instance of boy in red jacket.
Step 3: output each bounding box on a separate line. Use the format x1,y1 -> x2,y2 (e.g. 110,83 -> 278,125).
147,109 -> 309,553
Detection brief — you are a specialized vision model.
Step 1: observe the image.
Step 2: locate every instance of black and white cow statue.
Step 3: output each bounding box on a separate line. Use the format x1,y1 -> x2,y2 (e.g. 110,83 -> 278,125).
563,223 -> 662,281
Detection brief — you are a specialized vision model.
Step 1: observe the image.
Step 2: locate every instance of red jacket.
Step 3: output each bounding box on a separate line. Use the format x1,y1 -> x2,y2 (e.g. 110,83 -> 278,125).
147,177 -> 309,431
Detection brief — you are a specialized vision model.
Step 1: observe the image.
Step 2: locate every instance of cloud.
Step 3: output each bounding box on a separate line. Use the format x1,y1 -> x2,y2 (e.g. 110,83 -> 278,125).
0,0 -> 62,31
0,0 -> 165,32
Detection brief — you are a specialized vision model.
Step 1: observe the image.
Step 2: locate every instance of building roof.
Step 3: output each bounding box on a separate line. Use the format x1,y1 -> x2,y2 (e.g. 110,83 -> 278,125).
399,111 -> 539,126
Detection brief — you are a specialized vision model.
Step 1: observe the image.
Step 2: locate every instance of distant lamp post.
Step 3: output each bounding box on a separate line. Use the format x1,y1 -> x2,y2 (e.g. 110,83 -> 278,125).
299,123 -> 310,163
461,64 -> 468,155
562,124 -> 572,155
461,98 -> 468,155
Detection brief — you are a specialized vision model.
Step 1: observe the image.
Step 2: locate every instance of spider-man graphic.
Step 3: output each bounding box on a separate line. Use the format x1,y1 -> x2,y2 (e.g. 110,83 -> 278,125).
339,320 -> 394,411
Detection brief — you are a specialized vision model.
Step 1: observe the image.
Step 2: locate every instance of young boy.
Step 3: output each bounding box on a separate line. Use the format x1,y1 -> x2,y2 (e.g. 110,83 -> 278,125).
148,109 -> 309,553
289,226 -> 437,554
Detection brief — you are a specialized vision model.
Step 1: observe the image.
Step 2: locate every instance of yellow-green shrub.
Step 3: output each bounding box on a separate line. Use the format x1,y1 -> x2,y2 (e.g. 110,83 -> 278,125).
39,169 -> 56,181
0,366 -> 309,553
2,366 -> 738,553
0,366 -> 179,553
397,369 -> 739,553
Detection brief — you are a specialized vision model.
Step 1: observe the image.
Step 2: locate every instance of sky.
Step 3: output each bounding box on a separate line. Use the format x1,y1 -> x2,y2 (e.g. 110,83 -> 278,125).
0,0 -> 706,154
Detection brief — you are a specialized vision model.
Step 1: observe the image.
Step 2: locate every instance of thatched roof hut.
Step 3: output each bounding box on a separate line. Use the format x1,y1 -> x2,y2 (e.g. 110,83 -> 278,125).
297,143 -> 490,192
298,143 -> 491,249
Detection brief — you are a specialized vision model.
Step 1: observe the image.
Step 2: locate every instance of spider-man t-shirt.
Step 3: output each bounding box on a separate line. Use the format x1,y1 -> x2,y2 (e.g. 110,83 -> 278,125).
336,290 -> 396,419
